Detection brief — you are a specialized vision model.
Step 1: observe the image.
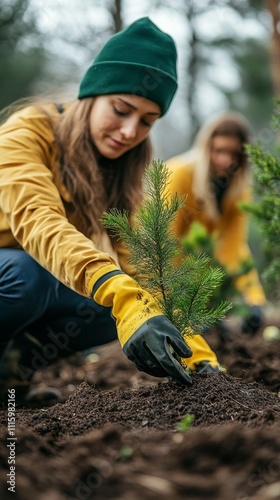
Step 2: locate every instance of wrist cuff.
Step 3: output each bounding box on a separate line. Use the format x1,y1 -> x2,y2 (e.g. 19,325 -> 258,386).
88,264 -> 123,296
92,269 -> 124,297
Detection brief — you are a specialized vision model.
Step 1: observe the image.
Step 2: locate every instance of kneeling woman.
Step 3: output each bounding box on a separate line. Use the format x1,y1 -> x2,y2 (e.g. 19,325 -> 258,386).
0,17 -> 219,403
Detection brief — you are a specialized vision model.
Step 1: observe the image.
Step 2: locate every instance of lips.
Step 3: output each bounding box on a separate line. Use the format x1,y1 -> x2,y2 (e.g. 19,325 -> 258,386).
110,137 -> 127,148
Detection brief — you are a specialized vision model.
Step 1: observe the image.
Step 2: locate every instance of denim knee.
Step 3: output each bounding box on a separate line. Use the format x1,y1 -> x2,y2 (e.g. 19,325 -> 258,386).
0,249 -> 58,335
0,249 -> 54,301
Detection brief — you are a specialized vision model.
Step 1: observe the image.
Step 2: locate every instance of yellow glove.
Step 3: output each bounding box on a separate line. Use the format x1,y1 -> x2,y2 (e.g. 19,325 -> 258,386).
92,268 -> 193,384
180,332 -> 221,372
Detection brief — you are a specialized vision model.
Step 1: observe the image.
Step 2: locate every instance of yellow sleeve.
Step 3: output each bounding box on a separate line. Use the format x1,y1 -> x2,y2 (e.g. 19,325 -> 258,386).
214,197 -> 266,306
0,106 -> 118,297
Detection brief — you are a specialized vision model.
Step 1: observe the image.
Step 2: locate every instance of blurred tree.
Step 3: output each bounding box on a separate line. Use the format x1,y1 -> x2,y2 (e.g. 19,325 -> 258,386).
3,0 -> 274,150
110,0 -> 123,32
149,0 -> 273,144
215,37 -> 274,140
244,100 -> 280,299
23,0 -> 126,100
0,0 -> 49,109
265,0 -> 280,97
37,0 -> 124,62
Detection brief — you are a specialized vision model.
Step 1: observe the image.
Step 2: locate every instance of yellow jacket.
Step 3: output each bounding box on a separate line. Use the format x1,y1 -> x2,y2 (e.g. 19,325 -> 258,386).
165,153 -> 266,306
0,104 -> 222,371
0,104 -> 132,297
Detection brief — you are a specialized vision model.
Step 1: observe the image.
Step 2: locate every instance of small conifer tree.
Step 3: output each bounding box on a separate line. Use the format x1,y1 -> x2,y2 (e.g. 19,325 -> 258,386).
102,160 -> 231,338
244,100 -> 280,294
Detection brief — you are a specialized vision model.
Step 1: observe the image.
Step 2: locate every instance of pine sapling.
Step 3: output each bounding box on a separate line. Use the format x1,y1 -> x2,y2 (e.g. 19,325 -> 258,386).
245,130 -> 280,284
102,160 -> 231,344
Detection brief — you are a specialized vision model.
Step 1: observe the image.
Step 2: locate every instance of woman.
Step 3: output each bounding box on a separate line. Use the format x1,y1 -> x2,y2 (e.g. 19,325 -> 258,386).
166,112 -> 266,352
0,17 -> 218,404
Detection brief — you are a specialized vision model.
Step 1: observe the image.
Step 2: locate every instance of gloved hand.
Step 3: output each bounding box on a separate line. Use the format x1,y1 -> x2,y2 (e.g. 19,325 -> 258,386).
92,269 -> 192,384
180,331 -> 221,372
241,305 -> 264,335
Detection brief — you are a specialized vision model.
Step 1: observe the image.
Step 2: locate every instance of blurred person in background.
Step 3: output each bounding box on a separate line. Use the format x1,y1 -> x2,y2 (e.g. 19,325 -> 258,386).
166,112 -> 266,345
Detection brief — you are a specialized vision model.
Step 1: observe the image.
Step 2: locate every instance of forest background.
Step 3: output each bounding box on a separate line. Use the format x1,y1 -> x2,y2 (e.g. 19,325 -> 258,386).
1,0 -> 279,302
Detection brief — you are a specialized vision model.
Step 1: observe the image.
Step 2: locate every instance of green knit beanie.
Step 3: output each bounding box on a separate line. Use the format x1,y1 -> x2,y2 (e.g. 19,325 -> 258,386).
78,17 -> 178,115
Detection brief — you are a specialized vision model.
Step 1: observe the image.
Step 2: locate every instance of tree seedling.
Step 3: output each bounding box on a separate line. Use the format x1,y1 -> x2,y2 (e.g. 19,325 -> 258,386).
103,160 -> 231,357
176,413 -> 195,431
120,446 -> 134,461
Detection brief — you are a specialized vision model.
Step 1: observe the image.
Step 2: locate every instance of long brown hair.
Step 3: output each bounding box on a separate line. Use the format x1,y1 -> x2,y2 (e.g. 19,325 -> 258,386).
47,98 -> 152,238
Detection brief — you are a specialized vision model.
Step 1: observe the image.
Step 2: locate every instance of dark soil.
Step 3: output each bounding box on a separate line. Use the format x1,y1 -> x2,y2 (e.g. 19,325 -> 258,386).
0,317 -> 280,500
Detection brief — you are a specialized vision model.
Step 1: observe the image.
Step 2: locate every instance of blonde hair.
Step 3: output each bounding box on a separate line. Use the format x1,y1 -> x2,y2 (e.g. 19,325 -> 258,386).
190,111 -> 251,220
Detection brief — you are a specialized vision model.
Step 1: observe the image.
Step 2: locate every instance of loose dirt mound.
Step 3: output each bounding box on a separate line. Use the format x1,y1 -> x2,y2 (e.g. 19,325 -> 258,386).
1,424 -> 280,500
0,321 -> 280,500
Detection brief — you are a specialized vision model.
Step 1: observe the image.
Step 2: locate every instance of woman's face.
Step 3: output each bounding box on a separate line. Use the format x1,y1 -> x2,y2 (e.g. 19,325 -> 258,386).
210,135 -> 242,177
89,94 -> 161,159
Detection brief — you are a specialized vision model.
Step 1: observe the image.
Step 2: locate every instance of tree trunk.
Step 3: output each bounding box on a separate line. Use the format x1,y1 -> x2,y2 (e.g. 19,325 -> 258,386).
111,0 -> 123,33
185,3 -> 201,144
265,0 -> 280,96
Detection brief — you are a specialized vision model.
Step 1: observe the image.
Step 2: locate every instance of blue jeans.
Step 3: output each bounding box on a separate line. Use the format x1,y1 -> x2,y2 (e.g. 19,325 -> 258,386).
0,249 -> 117,353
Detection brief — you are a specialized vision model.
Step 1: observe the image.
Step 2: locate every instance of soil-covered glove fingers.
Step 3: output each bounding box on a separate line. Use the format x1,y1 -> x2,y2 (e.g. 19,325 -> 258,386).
241,305 -> 264,335
128,341 -> 191,380
123,316 -> 192,385
92,270 -> 192,382
128,344 -> 168,377
167,333 -> 193,359
162,337 -> 193,384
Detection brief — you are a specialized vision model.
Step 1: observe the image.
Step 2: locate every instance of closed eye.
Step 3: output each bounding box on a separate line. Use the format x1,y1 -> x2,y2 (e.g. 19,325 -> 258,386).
114,107 -> 128,117
141,119 -> 153,127
114,103 -> 155,129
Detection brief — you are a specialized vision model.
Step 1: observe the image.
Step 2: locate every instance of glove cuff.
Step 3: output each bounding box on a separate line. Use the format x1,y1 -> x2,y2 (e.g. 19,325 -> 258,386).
92,272 -> 163,346
91,269 -> 125,297
88,264 -> 123,296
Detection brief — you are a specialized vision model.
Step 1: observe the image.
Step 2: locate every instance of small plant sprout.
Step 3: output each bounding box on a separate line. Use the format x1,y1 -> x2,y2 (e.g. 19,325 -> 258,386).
120,446 -> 134,460
102,159 -> 231,348
176,413 -> 195,431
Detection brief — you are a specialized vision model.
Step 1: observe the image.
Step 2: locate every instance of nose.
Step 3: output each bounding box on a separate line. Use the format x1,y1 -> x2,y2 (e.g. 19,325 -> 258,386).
217,152 -> 234,168
120,118 -> 138,140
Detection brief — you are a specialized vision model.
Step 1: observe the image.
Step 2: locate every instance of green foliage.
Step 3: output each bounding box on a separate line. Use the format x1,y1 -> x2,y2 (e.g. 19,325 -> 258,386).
181,221 -> 255,317
0,0 -> 48,109
103,160 -> 231,336
176,413 -> 195,432
0,48 -> 49,110
0,0 -> 37,54
120,447 -> 134,460
182,221 -> 214,257
245,104 -> 280,288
